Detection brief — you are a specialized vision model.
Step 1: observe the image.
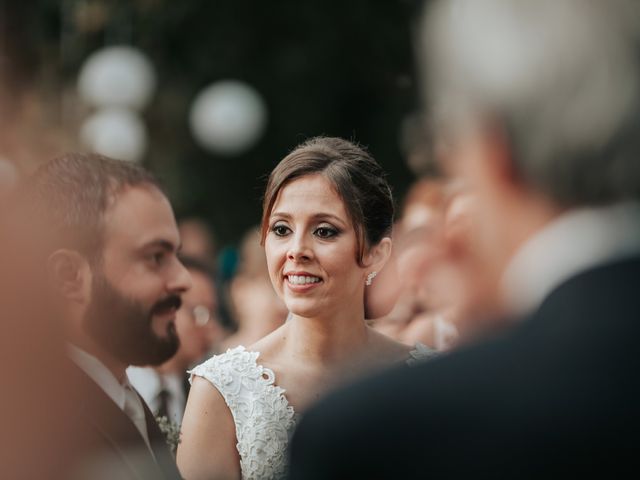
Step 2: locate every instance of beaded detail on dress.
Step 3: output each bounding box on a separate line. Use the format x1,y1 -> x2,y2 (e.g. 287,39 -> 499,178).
189,346 -> 297,480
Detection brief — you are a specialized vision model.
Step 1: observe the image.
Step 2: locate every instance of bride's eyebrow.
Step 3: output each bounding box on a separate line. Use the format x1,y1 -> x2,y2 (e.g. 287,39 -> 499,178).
270,211 -> 347,227
270,212 -> 292,221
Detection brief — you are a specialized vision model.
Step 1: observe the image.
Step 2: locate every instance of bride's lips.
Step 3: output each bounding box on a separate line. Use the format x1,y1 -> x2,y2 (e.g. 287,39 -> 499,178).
284,271 -> 323,293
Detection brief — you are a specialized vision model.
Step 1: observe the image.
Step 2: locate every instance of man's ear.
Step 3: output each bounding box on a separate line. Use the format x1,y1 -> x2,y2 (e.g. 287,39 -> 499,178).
46,250 -> 92,303
362,237 -> 393,274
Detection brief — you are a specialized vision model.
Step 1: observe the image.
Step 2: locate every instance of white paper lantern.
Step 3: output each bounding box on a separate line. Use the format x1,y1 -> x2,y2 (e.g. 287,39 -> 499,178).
80,107 -> 147,162
78,46 -> 156,110
189,80 -> 267,155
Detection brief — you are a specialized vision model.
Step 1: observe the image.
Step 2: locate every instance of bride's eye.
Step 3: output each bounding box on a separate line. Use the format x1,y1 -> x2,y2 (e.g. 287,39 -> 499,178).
271,223 -> 291,237
314,225 -> 339,239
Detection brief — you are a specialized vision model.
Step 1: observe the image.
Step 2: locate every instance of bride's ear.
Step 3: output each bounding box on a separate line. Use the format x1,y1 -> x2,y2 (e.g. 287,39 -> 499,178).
362,237 -> 392,272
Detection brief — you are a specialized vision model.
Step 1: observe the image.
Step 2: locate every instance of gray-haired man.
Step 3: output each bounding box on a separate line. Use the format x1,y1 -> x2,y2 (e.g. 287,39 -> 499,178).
289,1 -> 640,477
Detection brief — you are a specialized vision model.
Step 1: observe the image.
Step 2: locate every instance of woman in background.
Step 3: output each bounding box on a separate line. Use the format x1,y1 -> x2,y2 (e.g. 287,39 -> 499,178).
369,178 -> 458,349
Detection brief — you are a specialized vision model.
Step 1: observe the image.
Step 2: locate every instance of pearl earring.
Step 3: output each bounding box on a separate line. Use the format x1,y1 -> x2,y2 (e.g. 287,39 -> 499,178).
366,271 -> 378,286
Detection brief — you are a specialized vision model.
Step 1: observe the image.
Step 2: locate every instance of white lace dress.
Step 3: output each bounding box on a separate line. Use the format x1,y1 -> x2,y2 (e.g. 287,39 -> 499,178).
189,344 -> 435,480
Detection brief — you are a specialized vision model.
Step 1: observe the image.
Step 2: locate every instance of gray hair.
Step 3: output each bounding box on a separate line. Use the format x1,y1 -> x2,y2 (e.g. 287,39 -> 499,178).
423,0 -> 640,206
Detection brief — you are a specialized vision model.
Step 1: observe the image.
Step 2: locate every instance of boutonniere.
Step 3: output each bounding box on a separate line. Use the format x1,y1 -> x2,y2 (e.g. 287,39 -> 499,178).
155,415 -> 181,455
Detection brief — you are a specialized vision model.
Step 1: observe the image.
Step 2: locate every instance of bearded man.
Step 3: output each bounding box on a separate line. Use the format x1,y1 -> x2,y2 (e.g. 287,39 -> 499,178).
29,153 -> 191,479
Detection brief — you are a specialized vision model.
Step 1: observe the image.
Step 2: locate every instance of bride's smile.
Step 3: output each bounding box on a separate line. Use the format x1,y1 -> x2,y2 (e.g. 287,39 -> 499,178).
284,272 -> 323,289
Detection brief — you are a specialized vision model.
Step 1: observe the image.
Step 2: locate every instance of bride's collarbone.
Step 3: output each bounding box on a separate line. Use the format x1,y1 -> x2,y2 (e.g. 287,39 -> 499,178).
251,339 -> 411,412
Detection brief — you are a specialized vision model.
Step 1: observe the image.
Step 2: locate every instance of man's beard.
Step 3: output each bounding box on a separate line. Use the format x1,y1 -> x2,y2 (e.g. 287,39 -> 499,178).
84,271 -> 181,366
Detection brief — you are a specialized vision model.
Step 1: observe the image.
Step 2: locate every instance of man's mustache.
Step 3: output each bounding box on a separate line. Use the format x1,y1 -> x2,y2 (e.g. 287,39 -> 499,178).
150,294 -> 182,315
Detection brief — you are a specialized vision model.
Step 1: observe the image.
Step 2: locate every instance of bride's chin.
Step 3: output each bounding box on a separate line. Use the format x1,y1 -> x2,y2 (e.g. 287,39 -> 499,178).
285,301 -> 322,320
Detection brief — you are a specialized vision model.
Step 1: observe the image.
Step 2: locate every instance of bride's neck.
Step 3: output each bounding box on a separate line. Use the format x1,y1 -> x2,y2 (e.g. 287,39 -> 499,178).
285,306 -> 370,366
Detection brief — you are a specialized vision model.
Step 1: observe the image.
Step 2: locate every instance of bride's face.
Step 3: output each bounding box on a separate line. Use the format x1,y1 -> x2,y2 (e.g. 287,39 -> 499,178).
265,174 -> 367,319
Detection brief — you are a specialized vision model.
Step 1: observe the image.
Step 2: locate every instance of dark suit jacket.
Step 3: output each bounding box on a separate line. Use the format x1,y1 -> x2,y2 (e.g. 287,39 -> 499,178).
68,362 -> 182,480
289,258 -> 640,478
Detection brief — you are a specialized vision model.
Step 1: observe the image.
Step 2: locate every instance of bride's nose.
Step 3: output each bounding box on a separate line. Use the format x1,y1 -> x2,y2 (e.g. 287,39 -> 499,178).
287,233 -> 313,262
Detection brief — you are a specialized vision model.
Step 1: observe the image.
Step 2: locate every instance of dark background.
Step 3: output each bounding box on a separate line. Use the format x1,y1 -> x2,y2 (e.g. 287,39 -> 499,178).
0,0 -> 426,247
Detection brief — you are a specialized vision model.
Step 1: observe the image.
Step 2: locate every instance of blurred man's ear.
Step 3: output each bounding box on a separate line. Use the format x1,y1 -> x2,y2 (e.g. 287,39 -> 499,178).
46,250 -> 92,303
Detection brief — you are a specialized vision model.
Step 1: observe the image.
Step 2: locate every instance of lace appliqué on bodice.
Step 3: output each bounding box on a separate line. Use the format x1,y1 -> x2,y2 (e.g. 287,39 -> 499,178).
189,346 -> 297,480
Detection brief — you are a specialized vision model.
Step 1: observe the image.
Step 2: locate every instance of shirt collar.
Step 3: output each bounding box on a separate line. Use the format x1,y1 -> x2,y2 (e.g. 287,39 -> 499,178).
68,344 -> 129,410
501,202 -> 640,317
127,366 -> 161,403
127,367 -> 186,403
163,373 -> 186,402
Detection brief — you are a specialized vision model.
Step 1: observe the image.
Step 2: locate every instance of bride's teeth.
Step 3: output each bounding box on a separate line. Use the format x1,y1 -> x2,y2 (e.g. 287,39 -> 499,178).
288,275 -> 320,285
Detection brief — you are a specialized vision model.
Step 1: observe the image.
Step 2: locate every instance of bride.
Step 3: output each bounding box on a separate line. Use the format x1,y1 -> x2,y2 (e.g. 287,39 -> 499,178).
177,137 -> 431,479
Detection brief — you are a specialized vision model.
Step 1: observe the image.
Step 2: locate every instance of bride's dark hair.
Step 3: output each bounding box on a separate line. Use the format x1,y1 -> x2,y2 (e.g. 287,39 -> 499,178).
261,136 -> 394,266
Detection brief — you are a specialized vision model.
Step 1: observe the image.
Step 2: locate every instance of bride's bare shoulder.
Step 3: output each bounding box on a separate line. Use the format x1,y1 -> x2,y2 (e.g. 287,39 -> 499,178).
179,376 -> 240,479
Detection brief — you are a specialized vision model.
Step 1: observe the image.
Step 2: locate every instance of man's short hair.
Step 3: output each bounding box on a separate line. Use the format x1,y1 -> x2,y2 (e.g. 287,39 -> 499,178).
424,0 -> 640,206
27,152 -> 162,262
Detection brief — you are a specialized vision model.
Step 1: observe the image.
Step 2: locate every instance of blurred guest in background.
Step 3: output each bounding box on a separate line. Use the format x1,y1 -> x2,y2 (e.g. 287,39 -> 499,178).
179,216 -> 239,336
369,178 -> 457,349
29,153 -> 188,479
374,182 -> 502,350
290,0 -> 640,477
437,187 -> 506,343
178,137 -> 430,480
178,217 -> 218,266
128,255 -> 227,425
222,225 -> 288,349
365,178 -> 446,320
400,178 -> 447,234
